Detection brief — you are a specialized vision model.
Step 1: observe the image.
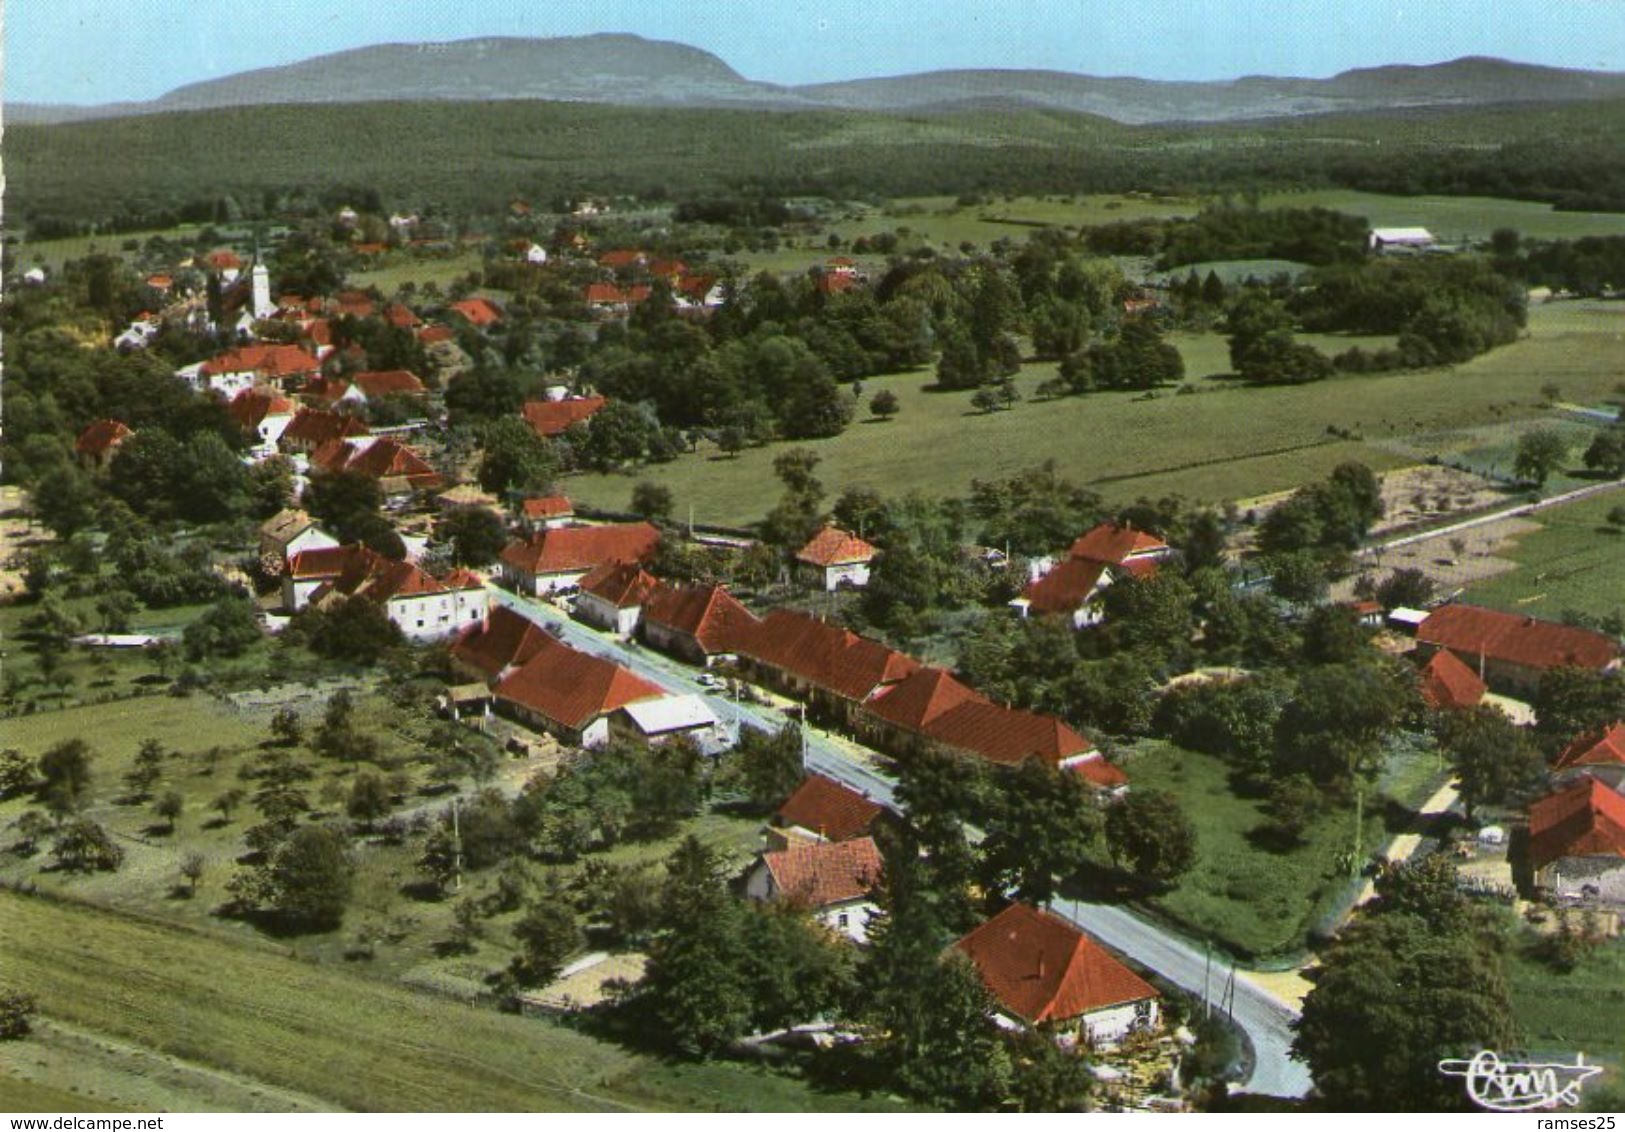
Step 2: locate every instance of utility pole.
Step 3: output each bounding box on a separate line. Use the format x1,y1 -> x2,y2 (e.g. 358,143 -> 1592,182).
1351,783 -> 1364,876
1202,939 -> 1212,1021
451,796 -> 464,893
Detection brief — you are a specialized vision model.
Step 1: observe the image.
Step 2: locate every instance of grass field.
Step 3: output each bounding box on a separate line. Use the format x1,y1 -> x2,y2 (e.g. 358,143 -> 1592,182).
1461,491 -> 1625,621
1109,742 -> 1432,961
567,301 -> 1623,528
349,249 -> 487,293
1258,190 -> 1625,242
0,890 -> 907,1112
1507,933 -> 1625,1107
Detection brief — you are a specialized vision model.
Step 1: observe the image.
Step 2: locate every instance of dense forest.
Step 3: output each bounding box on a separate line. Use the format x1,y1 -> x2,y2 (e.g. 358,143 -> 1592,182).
8,95 -> 1625,234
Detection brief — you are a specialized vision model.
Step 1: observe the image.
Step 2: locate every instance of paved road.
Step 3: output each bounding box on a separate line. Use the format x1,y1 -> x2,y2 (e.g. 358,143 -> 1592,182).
485,585 -> 1310,1097
485,588 -> 898,805
1052,897 -> 1313,1098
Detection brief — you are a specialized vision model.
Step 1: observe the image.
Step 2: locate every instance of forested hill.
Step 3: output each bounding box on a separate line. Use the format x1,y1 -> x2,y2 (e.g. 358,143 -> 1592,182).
10,36 -> 1625,125
10,95 -> 1625,232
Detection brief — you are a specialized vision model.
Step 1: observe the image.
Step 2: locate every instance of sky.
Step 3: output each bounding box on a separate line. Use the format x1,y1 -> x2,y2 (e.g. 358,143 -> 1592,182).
7,0 -> 1624,105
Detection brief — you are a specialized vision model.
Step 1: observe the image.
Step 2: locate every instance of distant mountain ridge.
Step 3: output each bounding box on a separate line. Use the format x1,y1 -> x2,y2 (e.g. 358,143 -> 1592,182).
12,35 -> 1625,126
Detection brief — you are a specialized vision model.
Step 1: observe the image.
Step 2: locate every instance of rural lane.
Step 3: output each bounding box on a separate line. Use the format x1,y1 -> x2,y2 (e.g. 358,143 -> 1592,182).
484,585 -> 1310,1097
1359,475 -> 1625,560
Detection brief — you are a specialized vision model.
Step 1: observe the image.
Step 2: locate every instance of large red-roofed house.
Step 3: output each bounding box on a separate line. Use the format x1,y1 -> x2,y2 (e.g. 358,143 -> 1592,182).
1526,777 -> 1625,907
1417,604 -> 1621,696
521,396 -> 607,438
736,610 -> 919,726
283,543 -> 485,640
451,605 -> 558,684
955,902 -> 1160,1045
640,584 -> 760,666
744,836 -> 883,943
574,561 -> 661,636
1552,722 -> 1625,790
492,635 -> 665,748
498,522 -> 661,596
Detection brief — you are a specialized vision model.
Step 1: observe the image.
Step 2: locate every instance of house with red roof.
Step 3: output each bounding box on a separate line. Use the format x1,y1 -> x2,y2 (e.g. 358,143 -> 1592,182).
305,370 -> 426,409
955,903 -> 1160,1045
309,436 -> 444,500
796,526 -> 879,591
198,343 -> 321,397
674,274 -> 725,311
449,297 -> 503,328
597,249 -> 647,270
1552,722 -> 1625,790
521,396 -> 607,438
382,303 -> 422,331
735,609 -> 919,726
492,635 -> 666,748
1068,522 -> 1172,569
574,561 -> 661,637
640,584 -> 760,666
450,605 -> 557,684
1526,777 -> 1625,907
1417,649 -> 1488,712
75,419 -> 133,472
299,544 -> 487,641
771,774 -> 884,849
418,324 -> 456,346
519,495 -> 576,532
279,407 -> 370,455
860,665 -> 1124,788
1417,603 -> 1621,697
583,282 -> 653,312
744,836 -> 883,943
497,522 -> 661,596
1010,558 -> 1119,628
228,389 -> 298,457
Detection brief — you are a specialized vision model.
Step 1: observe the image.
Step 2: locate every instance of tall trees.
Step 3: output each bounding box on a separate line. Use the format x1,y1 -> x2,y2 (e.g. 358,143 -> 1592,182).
1103,788 -> 1197,888
1293,858 -> 1513,1110
1437,706 -> 1546,820
38,739 -> 94,818
978,758 -> 1098,904
1512,427 -> 1571,487
476,417 -> 558,495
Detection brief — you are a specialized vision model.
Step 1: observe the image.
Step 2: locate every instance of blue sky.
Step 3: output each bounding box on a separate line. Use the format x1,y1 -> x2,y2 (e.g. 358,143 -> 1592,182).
8,0 -> 1623,104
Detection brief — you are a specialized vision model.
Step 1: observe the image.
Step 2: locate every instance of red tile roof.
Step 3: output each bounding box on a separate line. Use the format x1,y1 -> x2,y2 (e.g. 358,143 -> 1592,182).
203,249 -> 242,271
924,700 -> 1103,774
334,290 -> 376,318
1553,722 -> 1625,773
493,638 -> 664,731
739,609 -> 919,703
75,419 -> 132,456
521,396 -> 607,438
203,343 -> 320,380
865,666 -> 989,732
499,522 -> 661,578
228,389 -> 296,430
382,303 -> 422,330
282,407 -> 370,448
349,370 -> 425,398
584,282 -> 652,306
312,545 -> 450,605
641,584 -> 760,656
816,273 -> 857,295
521,495 -> 574,520
760,836 -> 882,909
418,324 -> 455,345
597,249 -> 646,269
449,297 -> 503,327
1023,558 -> 1111,617
312,437 -> 441,489
451,605 -> 556,680
1528,777 -> 1625,870
796,526 -> 878,569
1419,604 -> 1621,673
956,903 -> 1158,1025
1418,649 -> 1488,711
287,543 -> 373,581
578,561 -> 661,609
1068,522 -> 1168,566
775,774 -> 884,842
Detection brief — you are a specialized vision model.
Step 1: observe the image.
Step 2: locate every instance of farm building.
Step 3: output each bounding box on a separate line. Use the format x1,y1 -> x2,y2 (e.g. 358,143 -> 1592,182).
796,526 -> 879,591
770,773 -> 885,849
744,836 -> 883,944
1526,777 -> 1625,908
1415,604 -> 1621,697
497,522 -> 660,596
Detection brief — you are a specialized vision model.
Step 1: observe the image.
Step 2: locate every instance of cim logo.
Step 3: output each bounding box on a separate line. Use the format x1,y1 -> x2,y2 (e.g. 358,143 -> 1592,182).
1438,1050 -> 1602,1112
